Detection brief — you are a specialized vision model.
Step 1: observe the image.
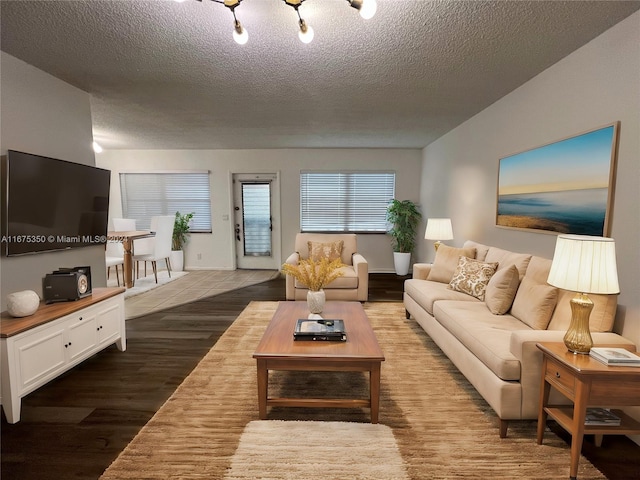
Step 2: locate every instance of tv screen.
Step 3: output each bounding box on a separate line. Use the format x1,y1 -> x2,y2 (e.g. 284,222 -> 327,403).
1,150 -> 111,256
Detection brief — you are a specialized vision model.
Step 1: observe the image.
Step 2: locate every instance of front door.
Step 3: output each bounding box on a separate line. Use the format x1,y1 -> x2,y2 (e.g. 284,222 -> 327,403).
232,173 -> 280,270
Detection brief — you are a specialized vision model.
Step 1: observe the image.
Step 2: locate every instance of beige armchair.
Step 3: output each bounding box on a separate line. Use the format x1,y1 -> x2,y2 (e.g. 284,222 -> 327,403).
284,233 -> 368,302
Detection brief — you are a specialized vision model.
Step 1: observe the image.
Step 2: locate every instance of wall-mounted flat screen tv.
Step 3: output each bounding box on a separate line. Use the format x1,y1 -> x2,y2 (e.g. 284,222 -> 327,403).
1,150 -> 111,256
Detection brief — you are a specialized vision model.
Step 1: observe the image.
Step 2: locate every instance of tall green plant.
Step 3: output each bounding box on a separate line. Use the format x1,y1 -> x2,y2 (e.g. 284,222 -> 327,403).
172,211 -> 194,251
386,199 -> 422,253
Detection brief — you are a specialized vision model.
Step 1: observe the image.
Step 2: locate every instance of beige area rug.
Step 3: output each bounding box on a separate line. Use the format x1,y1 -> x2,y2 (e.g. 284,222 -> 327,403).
224,420 -> 408,480
107,270 -> 188,298
100,302 -> 605,480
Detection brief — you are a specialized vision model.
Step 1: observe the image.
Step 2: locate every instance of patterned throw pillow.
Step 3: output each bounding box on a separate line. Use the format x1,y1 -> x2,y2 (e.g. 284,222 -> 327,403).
449,256 -> 499,301
308,240 -> 344,262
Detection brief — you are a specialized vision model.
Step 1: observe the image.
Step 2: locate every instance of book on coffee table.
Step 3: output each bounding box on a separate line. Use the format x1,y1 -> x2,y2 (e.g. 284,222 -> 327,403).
293,319 -> 346,341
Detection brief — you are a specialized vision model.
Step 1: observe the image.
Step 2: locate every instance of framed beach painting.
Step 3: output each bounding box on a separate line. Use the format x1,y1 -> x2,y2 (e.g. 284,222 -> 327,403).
496,122 -> 619,237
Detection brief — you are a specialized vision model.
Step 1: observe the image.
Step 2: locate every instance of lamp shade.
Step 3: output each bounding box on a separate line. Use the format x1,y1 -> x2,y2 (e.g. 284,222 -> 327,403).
425,218 -> 453,241
547,234 -> 619,294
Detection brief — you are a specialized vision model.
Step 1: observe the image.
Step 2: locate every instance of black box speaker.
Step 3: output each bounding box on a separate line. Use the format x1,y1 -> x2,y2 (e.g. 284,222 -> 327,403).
43,266 -> 92,303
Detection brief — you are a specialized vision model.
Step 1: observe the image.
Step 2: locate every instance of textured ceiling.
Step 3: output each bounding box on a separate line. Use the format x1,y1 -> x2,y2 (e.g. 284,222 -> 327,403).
1,0 -> 639,150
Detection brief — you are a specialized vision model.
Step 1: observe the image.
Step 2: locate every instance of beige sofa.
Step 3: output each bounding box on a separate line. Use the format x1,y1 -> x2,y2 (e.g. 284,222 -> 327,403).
404,240 -> 635,437
285,233 -> 368,302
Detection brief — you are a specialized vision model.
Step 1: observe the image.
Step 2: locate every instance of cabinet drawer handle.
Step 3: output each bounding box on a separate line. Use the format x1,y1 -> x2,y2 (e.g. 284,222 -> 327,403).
555,372 -> 561,378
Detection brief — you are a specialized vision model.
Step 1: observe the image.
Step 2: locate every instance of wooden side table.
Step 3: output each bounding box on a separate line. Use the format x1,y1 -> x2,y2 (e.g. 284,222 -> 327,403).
536,342 -> 640,480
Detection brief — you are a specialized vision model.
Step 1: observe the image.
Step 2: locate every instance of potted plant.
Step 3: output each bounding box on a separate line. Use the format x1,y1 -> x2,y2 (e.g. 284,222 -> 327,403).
386,199 -> 422,275
170,211 -> 194,272
281,257 -> 345,313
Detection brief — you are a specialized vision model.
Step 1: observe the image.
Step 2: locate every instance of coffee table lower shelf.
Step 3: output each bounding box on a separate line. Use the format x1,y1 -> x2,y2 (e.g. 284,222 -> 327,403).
255,357 -> 382,423
267,397 -> 372,409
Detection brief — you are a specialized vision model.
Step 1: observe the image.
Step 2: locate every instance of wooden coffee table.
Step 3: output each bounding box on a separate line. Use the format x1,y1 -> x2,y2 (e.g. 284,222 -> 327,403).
253,301 -> 385,423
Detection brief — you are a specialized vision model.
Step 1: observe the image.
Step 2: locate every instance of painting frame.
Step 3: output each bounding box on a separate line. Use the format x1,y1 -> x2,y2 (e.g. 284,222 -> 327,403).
496,122 -> 619,237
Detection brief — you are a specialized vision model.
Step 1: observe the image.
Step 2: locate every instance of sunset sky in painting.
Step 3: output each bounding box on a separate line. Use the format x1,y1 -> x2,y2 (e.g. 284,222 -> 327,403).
498,125 -> 616,195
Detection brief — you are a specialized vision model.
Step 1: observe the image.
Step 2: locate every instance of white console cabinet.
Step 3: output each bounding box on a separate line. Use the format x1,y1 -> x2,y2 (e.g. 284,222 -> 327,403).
0,287 -> 125,423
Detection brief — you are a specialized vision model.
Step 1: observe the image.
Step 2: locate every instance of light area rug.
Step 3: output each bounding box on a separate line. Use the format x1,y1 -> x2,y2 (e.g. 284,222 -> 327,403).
224,420 -> 408,480
107,270 -> 188,298
100,301 -> 606,480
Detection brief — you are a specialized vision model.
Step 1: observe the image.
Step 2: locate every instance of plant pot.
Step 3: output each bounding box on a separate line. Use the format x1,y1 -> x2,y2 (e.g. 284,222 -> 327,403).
393,252 -> 411,276
170,250 -> 184,272
307,290 -> 326,314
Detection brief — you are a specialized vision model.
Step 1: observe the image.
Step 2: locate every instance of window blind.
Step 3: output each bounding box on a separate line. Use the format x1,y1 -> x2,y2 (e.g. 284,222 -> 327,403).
300,171 -> 395,232
120,172 -> 211,232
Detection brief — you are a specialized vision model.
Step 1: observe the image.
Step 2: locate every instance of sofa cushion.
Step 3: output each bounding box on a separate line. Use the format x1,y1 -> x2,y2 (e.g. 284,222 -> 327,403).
449,256 -> 498,301
511,276 -> 558,329
308,240 -> 343,262
433,300 -> 525,381
485,265 -> 520,315
485,247 -> 532,279
463,240 -> 490,262
547,289 -> 618,332
523,255 -> 618,333
404,278 -> 480,316
426,244 -> 477,283
522,256 -> 552,284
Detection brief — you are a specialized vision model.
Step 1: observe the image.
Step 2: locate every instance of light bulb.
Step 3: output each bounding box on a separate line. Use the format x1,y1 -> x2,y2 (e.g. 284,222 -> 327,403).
233,22 -> 248,45
359,0 -> 377,19
298,20 -> 314,44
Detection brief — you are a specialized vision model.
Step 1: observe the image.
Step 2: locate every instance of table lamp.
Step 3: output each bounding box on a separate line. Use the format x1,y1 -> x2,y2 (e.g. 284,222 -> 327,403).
425,218 -> 453,251
547,234 -> 619,354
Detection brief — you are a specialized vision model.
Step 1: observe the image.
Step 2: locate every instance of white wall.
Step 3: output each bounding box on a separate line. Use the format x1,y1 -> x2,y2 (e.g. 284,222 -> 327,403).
419,12 -> 640,438
0,52 -> 106,309
97,149 -> 423,273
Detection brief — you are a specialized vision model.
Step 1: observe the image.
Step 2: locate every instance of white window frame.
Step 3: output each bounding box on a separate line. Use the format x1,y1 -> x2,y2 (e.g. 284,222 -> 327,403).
120,171 -> 212,232
300,171 -> 396,233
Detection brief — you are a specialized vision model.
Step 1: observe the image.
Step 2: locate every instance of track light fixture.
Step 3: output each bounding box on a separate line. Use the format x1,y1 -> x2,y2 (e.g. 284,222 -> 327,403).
348,0 -> 377,19
185,0 -> 377,45
284,0 -> 314,44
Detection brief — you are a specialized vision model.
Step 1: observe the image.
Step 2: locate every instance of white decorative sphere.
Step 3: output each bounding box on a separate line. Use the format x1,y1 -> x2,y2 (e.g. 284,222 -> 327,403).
7,290 -> 40,317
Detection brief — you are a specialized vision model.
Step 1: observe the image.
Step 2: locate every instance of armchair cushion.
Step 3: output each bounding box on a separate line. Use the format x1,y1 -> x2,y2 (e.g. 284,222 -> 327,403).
295,233 -> 357,266
308,240 -> 343,262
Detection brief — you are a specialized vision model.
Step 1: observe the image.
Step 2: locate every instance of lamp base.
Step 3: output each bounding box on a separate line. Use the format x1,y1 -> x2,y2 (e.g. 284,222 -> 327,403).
434,241 -> 442,251
563,293 -> 594,354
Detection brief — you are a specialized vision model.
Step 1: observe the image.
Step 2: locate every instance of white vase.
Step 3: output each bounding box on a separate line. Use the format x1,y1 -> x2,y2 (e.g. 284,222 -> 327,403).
169,250 -> 184,272
307,290 -> 326,314
6,290 -> 40,317
393,252 -> 412,276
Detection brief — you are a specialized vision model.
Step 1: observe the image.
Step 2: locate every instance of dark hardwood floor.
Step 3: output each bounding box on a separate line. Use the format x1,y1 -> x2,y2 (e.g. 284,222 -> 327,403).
1,274 -> 638,480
